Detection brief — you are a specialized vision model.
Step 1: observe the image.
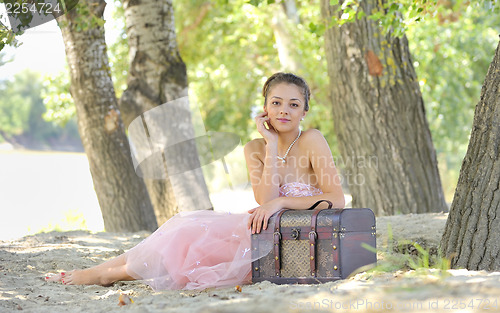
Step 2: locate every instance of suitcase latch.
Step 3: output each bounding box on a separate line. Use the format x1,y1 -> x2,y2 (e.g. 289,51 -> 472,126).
291,228 -> 301,240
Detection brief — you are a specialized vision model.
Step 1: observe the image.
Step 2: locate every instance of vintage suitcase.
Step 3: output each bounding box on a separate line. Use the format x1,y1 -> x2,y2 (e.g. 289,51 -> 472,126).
251,200 -> 376,284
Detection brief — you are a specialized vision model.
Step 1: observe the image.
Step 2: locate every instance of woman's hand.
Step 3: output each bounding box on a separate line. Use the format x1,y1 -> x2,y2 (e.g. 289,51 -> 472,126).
255,111 -> 278,145
247,198 -> 283,234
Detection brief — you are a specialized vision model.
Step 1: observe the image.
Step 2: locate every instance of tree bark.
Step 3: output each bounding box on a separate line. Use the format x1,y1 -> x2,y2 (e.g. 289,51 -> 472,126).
320,0 -> 448,215
440,39 -> 500,270
57,0 -> 158,232
119,0 -> 212,224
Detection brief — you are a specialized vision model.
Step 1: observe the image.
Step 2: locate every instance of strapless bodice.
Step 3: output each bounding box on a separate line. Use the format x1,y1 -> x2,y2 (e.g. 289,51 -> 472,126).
279,182 -> 323,197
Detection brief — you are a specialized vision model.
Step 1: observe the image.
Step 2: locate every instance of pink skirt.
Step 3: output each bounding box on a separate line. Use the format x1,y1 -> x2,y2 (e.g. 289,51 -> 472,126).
124,210 -> 272,291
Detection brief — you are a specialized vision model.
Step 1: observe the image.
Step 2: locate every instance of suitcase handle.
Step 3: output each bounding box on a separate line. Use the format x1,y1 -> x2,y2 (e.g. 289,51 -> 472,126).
307,199 -> 333,210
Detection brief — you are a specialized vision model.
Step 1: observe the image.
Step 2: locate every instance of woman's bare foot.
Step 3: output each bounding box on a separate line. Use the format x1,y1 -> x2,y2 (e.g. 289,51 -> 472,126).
45,265 -> 134,286
63,268 -> 113,286
46,268 -> 112,286
45,271 -> 66,283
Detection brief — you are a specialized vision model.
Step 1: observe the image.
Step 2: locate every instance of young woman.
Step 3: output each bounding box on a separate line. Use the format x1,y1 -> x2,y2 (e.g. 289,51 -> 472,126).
45,72 -> 345,291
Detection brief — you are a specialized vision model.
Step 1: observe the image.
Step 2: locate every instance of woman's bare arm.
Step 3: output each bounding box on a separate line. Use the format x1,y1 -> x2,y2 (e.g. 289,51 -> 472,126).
244,139 -> 280,205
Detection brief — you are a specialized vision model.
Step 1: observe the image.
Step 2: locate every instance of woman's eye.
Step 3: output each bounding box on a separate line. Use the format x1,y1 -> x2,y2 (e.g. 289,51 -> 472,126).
272,101 -> 280,105
291,103 -> 299,107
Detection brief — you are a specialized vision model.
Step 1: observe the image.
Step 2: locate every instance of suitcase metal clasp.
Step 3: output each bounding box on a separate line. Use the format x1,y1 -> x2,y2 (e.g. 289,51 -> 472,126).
291,228 -> 301,240
273,231 -> 282,240
309,230 -> 317,240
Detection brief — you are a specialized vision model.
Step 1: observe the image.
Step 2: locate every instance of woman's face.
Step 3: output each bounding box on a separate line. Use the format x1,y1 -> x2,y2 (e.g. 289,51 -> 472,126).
264,83 -> 307,132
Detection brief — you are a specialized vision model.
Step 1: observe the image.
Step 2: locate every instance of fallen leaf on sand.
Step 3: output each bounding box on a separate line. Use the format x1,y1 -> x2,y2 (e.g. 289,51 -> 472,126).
118,293 -> 134,306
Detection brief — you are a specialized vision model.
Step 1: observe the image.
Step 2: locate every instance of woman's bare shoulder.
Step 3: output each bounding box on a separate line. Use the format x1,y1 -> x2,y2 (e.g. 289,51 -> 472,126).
244,138 -> 266,158
300,129 -> 327,146
244,138 -> 266,150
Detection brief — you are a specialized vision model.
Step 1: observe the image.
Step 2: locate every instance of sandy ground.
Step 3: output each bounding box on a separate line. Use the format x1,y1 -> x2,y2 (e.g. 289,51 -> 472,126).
3,212 -> 500,313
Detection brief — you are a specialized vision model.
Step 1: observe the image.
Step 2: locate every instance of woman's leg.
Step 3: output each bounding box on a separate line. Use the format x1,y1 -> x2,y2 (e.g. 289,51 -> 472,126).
46,253 -> 136,286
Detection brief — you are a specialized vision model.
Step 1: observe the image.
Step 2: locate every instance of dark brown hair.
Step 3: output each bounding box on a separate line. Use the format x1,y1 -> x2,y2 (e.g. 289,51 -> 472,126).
262,72 -> 311,111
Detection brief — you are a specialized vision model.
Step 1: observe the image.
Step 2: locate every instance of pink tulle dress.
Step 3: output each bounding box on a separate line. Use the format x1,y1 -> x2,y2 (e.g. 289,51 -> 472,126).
124,182 -> 323,291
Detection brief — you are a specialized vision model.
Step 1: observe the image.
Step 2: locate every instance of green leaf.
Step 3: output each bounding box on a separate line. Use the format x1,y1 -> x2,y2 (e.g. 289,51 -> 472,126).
330,0 -> 339,5
388,3 -> 399,14
248,0 -> 261,7
308,21 -> 317,33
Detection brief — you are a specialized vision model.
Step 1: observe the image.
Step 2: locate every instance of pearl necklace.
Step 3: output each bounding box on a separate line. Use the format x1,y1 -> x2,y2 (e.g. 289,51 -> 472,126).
277,129 -> 301,164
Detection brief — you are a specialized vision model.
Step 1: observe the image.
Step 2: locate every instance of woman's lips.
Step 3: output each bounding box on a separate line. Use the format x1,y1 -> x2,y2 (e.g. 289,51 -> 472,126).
277,118 -> 290,122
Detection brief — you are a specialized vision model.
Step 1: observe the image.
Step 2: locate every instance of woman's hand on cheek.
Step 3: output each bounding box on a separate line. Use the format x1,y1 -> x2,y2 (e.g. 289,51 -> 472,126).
255,111 -> 278,145
247,198 -> 283,234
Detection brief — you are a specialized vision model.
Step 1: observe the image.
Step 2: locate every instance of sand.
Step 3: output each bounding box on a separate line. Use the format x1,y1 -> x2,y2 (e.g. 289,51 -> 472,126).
1,212 -> 500,313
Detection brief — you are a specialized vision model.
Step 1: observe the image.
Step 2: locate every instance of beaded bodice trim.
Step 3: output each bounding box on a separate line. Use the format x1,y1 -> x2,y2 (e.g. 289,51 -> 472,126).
278,182 -> 323,197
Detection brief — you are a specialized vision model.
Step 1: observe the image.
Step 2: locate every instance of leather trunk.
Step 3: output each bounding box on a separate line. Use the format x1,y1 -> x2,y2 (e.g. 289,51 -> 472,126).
251,202 -> 376,284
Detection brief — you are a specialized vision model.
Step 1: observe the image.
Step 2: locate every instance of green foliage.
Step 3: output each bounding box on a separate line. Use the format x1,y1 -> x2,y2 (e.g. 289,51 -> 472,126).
42,68 -> 75,127
0,0 -> 81,52
406,2 -> 500,201
304,0 -> 499,199
174,0 -> 337,151
325,0 -> 499,38
172,0 -> 497,171
174,0 -> 278,143
41,0 -> 128,122
0,27 -> 19,52
107,0 -> 128,98
33,209 -> 88,234
0,76 -> 32,136
41,0 -> 339,158
0,69 -> 80,147
0,0 -> 24,52
0,70 -> 44,137
0,51 -> 13,66
366,224 -> 451,278
57,0 -> 106,31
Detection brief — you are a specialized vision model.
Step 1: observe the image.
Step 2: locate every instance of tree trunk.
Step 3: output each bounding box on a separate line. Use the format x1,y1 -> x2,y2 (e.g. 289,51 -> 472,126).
440,39 -> 500,270
271,3 -> 300,72
57,0 -> 157,232
281,0 -> 300,24
320,0 -> 448,215
119,0 -> 212,224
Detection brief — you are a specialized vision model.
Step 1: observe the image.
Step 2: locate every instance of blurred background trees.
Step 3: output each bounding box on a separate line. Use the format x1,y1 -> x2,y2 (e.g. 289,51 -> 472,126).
406,3 -> 500,199
0,0 -> 498,204
0,69 -> 80,150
